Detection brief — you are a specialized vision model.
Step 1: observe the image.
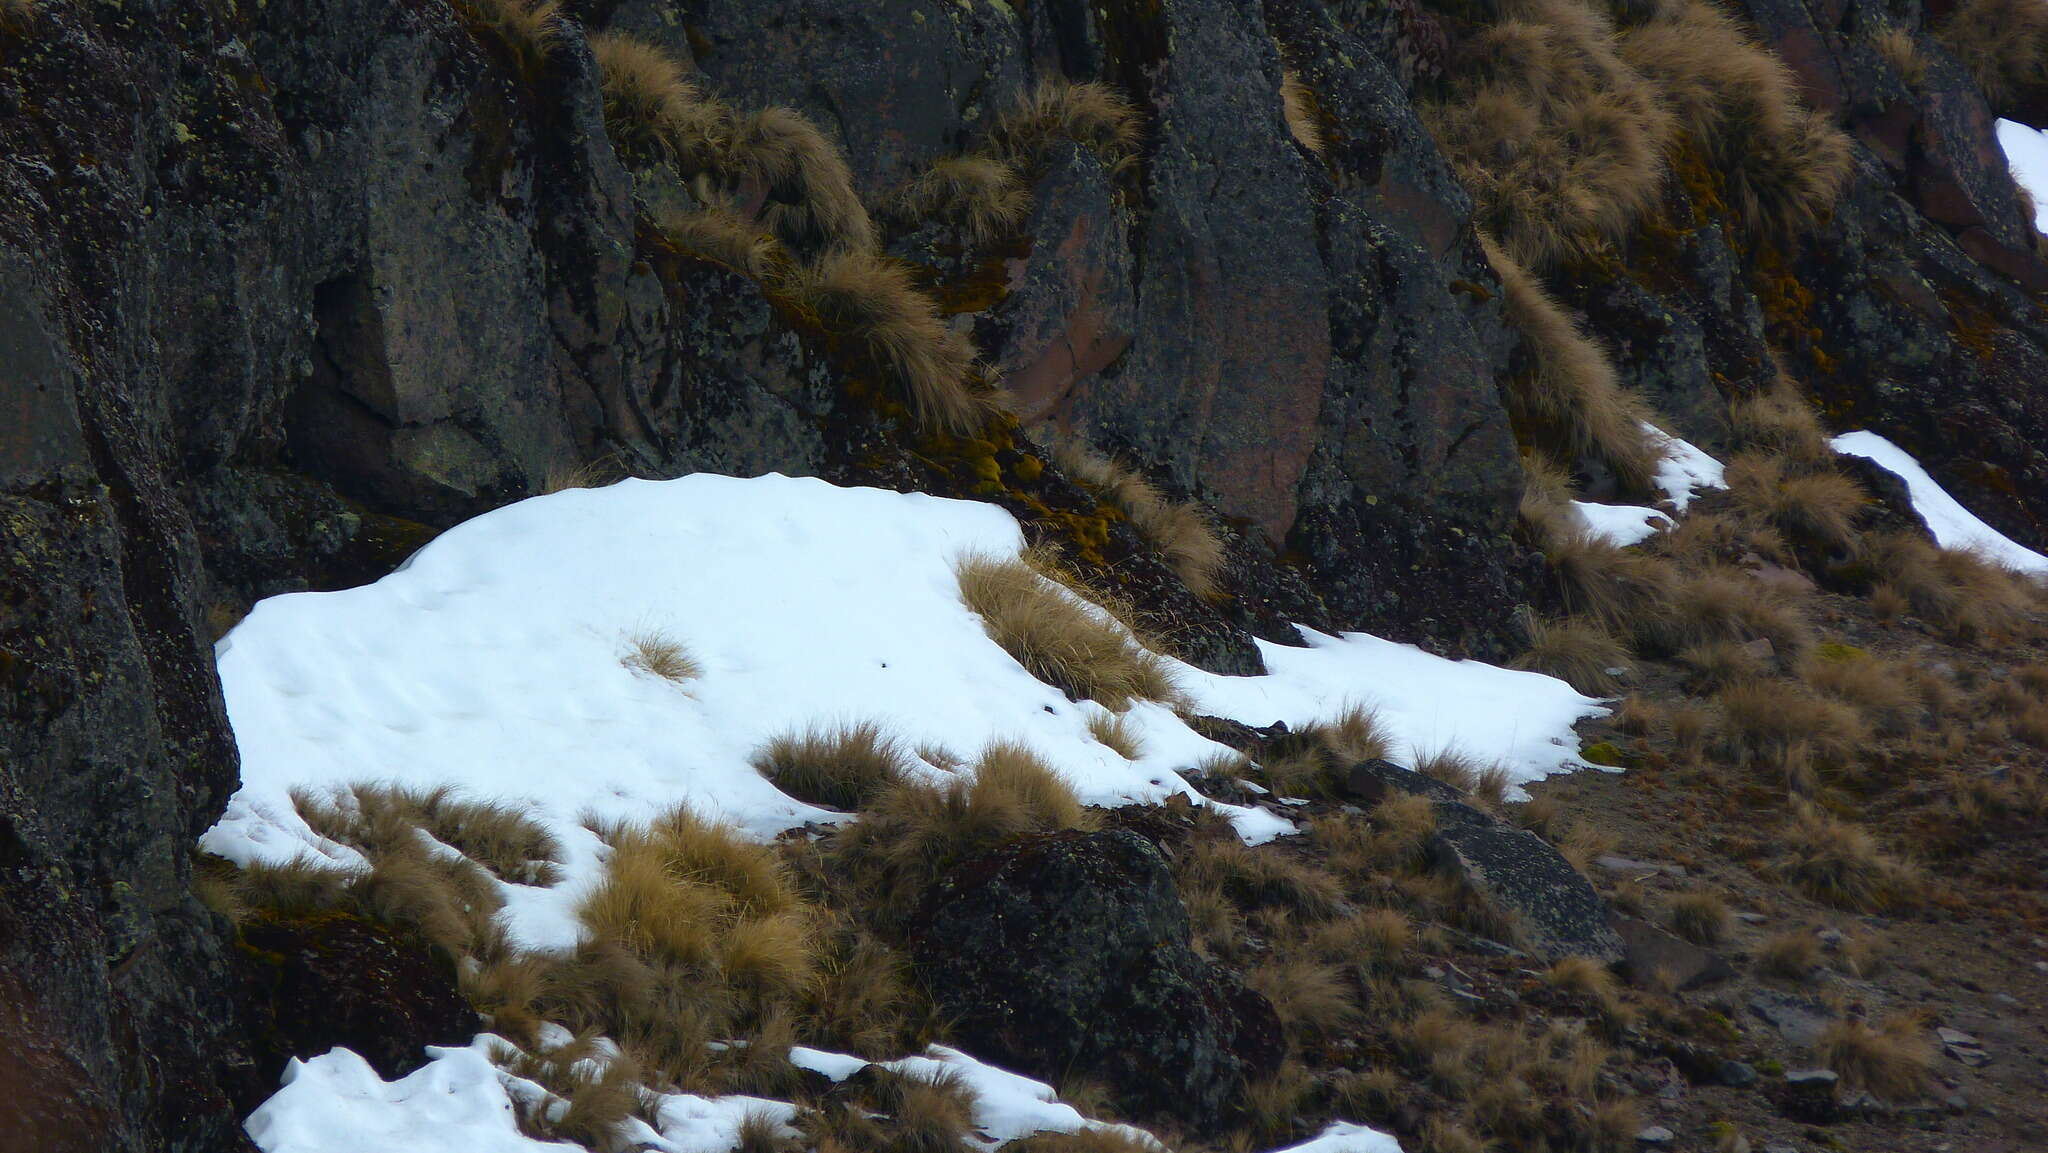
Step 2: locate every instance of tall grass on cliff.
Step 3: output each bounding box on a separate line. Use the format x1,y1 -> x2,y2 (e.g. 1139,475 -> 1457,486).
590,32 -> 732,171
455,0 -> 562,72
990,76 -> 1145,170
1617,0 -> 1850,239
781,249 -> 1001,434
1424,0 -> 1673,270
884,156 -> 1032,246
1937,0 -> 2048,111
1053,438 -> 1227,599
1483,236 -> 1664,493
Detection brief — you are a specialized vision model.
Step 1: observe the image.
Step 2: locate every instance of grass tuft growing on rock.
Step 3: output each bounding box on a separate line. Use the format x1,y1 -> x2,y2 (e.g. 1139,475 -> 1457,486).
991,76 -> 1144,169
590,32 -> 732,170
1937,0 -> 2048,111
1054,439 -> 1227,598
886,155 -> 1031,246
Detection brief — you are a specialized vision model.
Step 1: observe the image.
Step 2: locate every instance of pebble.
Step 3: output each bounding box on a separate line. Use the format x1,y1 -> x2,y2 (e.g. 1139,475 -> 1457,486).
1785,1068 -> 1839,1088
1635,1126 -> 1676,1146
1937,1027 -> 1979,1046
1736,912 -> 1769,924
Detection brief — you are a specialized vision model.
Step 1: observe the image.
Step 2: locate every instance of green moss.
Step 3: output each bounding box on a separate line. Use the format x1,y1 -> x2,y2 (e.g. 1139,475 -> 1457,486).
1813,641 -> 1866,663
1758,1058 -> 1784,1076
1580,741 -> 1625,767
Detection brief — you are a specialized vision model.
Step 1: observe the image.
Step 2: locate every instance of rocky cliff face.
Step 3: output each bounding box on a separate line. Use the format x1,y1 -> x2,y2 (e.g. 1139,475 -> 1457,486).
4,0 -> 2047,1147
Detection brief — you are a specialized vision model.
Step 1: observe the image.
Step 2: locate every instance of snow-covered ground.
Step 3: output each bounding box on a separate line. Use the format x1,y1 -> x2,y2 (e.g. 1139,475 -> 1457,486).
1644,423 -> 1726,511
1998,119 -> 2048,232
1830,431 -> 2048,577
1572,500 -> 1671,547
248,1034 -> 1370,1153
203,473 -> 1605,950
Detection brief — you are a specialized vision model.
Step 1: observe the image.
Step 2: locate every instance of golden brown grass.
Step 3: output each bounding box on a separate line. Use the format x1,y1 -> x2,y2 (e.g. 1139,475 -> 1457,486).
1281,69 -> 1327,157
991,77 -> 1144,169
752,721 -> 909,811
1863,531 -> 2037,643
725,106 -> 875,258
1816,1015 -> 1932,1100
1618,0 -> 1849,237
1937,0 -> 2048,109
1727,376 -> 1833,467
1799,648 -> 1920,734
1876,27 -> 1928,88
1666,890 -> 1729,945
590,33 -> 732,171
783,248 -> 997,435
456,0 -> 562,72
1724,452 -> 1866,558
503,1033 -> 647,1148
1054,439 -> 1227,598
658,207 -> 787,280
1648,564 -> 1815,659
0,0 -> 33,25
1182,836 -> 1347,921
887,155 -> 1031,245
1536,525 -> 1682,637
1484,235 -> 1664,493
1249,957 -> 1359,1042
954,550 -> 1179,710
623,630 -> 701,684
1085,710 -> 1145,759
1262,703 -> 1389,799
1512,615 -> 1630,694
1775,801 -> 1918,911
1715,678 -> 1868,769
1428,0 -> 1673,270
1756,930 -> 1821,979
294,783 -> 563,885
824,741 -> 1095,928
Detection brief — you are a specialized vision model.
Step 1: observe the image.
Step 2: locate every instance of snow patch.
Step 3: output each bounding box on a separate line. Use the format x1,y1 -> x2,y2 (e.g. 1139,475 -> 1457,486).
1571,500 -> 1671,547
205,474 -> 1604,950
1268,1121 -> 1407,1153
1830,431 -> 2048,577
244,1047 -> 579,1153
1643,423 -> 1726,511
1998,119 -> 2048,232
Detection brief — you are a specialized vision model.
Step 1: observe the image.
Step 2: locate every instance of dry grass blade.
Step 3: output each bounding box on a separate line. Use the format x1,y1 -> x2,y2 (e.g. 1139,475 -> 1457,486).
888,155 -> 1031,245
623,630 -> 701,683
752,721 -> 910,811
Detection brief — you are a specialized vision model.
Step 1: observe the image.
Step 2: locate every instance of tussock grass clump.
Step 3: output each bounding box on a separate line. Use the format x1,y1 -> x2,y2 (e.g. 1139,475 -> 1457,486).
1617,0 -> 1849,237
1262,703 -> 1390,799
955,550 -> 1179,710
1054,439 -> 1227,598
1428,0 -> 1674,270
590,32 -> 731,170
658,207 -> 787,279
294,783 -> 563,885
887,155 -> 1031,246
1648,565 -> 1814,659
1715,678 -> 1868,768
1816,1016 -> 1932,1100
991,76 -> 1144,169
1757,930 -> 1821,979
725,106 -> 876,258
1182,837 -> 1348,921
825,741 -> 1096,928
1666,891 -> 1729,945
1249,957 -> 1359,1042
1281,69 -> 1327,157
1727,377 -> 1833,468
1863,531 -> 2037,643
785,249 -> 996,435
1725,452 -> 1866,558
456,0 -> 562,71
1538,527 -> 1683,636
502,1033 -> 648,1149
1799,649 -> 1920,733
1085,710 -> 1145,760
1876,27 -> 1928,88
1483,236 -> 1664,493
623,630 -> 701,684
1937,0 -> 2048,109
1512,615 -> 1630,694
752,721 -> 910,811
1775,801 -> 1918,911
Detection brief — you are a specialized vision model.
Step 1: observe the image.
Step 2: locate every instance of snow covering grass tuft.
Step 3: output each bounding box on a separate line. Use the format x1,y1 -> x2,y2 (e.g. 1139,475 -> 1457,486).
205,474 -> 1603,952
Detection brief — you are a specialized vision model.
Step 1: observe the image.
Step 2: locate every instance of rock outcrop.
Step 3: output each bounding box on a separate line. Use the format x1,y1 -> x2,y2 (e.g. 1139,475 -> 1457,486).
4,0 -> 2048,1143
910,828 -> 1285,1130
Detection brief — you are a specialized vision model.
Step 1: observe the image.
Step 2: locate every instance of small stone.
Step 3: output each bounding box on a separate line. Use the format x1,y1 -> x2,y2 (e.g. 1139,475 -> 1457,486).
1635,1125 -> 1676,1145
1740,637 -> 1776,660
1736,912 -> 1769,924
1841,1089 -> 1884,1114
1995,993 -> 2020,1007
1945,1092 -> 1970,1112
1718,1060 -> 1760,1088
1785,1068 -> 1839,1088
1817,928 -> 1844,948
1937,1027 -> 1979,1047
1945,1044 -> 1993,1068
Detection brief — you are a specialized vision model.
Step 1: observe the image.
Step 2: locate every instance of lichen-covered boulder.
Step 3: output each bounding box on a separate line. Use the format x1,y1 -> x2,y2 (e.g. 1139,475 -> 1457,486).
911,829 -> 1285,1129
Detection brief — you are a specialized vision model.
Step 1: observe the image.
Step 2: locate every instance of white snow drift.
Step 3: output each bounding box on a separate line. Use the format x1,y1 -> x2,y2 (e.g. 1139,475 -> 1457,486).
202,473 -> 1604,952
1830,431 -> 2048,577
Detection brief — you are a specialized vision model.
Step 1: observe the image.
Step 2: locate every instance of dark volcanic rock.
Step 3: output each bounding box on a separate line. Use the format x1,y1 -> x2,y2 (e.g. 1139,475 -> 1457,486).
237,912 -> 482,1089
911,829 -> 1284,1129
1611,915 -> 1738,991
1430,818 -> 1627,963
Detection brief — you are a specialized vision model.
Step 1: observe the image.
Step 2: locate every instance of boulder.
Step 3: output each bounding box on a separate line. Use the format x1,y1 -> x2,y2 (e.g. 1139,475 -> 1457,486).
236,912 -> 483,1088
911,829 -> 1284,1129
1611,915 -> 1737,991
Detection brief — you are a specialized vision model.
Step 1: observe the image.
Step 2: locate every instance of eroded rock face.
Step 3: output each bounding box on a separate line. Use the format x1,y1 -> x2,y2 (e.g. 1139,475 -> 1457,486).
911,829 -> 1285,1129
